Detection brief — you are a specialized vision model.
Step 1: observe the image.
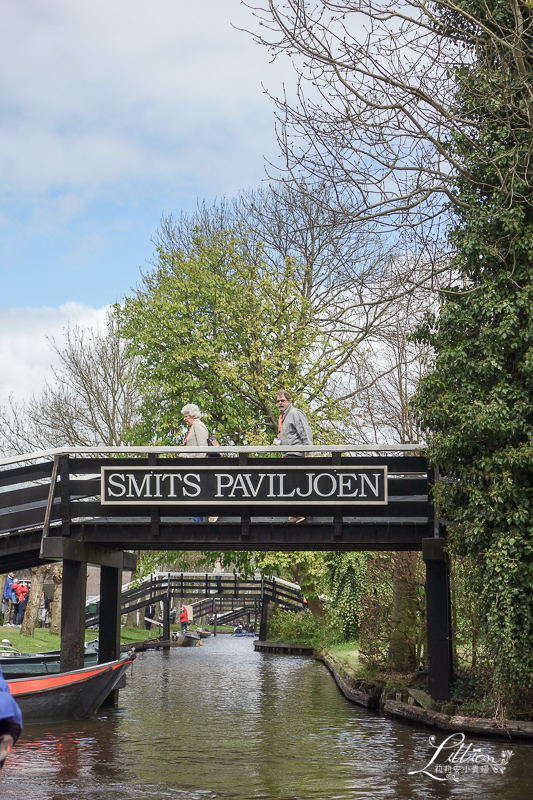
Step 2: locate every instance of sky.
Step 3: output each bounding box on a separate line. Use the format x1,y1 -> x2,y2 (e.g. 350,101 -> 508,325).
0,1 -> 288,402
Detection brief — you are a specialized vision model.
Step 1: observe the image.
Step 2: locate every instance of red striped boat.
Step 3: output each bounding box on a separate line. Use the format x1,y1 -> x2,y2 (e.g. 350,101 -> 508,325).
6,652 -> 135,723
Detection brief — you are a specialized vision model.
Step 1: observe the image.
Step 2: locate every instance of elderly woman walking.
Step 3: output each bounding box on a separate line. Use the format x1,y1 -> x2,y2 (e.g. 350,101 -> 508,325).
181,403 -> 209,456
181,404 -> 218,522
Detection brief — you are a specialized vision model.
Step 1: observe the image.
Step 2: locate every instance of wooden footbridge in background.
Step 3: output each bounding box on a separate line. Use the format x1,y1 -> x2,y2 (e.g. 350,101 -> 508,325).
0,445 -> 452,701
85,571 -> 305,640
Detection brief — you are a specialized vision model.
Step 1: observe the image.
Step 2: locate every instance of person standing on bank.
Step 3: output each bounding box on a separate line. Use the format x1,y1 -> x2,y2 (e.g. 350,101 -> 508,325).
2,573 -> 15,625
181,403 -> 218,523
275,390 -> 314,523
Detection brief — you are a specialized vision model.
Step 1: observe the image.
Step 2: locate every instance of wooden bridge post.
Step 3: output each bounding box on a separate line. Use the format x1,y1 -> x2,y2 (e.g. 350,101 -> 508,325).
423,538 -> 453,702
99,565 -> 122,663
60,557 -> 87,672
98,563 -> 122,707
162,574 -> 170,648
259,594 -> 269,641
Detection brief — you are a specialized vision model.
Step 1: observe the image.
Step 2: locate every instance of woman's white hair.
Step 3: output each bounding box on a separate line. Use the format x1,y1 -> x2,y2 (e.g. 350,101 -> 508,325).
181,403 -> 201,419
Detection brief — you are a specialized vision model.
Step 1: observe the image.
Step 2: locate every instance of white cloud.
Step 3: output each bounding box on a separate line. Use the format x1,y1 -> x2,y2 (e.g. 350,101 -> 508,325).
0,303 -> 108,403
0,1 -> 284,197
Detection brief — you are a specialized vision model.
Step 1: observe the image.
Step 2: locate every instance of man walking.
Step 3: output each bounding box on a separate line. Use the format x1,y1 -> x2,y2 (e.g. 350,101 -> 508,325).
275,390 -> 314,523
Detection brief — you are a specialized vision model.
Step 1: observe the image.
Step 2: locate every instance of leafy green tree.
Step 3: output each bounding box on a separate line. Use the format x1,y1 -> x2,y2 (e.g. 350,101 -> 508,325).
413,1 -> 533,715
325,552 -> 367,640
117,226 -> 360,445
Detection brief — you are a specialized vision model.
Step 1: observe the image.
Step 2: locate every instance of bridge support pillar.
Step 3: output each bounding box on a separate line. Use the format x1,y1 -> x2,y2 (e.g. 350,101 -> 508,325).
423,538 -> 453,702
162,587 -> 170,649
99,564 -> 123,707
60,557 -> 87,672
259,597 -> 269,641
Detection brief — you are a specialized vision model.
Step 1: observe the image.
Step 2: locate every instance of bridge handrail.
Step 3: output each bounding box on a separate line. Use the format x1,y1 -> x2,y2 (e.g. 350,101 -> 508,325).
0,443 -> 423,468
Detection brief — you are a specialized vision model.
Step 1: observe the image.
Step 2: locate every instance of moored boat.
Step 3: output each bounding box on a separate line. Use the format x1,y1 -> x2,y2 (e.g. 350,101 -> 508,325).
0,640 -> 99,679
171,631 -> 201,647
7,652 -> 135,723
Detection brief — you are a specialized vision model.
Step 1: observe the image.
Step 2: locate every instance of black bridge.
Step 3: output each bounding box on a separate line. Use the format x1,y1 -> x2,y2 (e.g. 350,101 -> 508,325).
0,445 -> 451,701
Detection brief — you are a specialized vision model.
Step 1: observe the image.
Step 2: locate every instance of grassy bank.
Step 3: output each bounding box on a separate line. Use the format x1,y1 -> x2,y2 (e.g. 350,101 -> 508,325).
0,623 -> 232,654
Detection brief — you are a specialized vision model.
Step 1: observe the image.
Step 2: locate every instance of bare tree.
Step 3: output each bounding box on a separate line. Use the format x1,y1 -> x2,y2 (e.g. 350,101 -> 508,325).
0,310 -> 141,455
352,281 -> 433,444
0,313 -> 140,634
245,2 -> 533,253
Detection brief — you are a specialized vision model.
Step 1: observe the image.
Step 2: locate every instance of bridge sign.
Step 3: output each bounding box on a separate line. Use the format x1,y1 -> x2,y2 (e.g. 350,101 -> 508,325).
100,465 -> 388,506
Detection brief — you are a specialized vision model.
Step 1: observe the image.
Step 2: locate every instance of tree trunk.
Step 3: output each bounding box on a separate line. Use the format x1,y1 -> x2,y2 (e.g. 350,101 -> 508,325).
50,563 -> 63,634
389,552 -> 418,672
126,609 -> 138,627
21,565 -> 48,636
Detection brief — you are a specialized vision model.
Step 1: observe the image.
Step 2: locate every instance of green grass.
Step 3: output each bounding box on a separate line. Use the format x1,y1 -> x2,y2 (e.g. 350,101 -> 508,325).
0,623 -> 231,654
1,626 -> 62,653
328,641 -> 359,671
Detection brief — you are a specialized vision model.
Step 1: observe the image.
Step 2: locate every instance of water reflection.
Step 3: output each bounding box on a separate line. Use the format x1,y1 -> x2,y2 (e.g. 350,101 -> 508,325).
3,636 -> 533,799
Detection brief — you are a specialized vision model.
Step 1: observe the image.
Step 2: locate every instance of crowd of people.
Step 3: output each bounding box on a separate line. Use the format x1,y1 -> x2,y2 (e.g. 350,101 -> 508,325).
234,621 -> 254,634
1,573 -> 30,627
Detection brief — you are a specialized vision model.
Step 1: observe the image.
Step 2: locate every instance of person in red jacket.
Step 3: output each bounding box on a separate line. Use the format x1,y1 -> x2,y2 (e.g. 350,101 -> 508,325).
14,582 -> 29,626
180,606 -> 189,631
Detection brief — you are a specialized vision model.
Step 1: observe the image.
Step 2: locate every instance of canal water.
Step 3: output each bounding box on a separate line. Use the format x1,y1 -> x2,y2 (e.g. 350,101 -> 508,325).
3,635 -> 532,799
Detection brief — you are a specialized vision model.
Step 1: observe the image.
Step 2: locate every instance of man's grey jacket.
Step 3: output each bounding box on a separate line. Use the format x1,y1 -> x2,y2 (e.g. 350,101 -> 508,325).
279,404 -> 314,455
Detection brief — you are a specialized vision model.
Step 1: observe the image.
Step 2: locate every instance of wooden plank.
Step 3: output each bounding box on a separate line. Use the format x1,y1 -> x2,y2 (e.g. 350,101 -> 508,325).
0,482 -> 52,508
73,520 -> 429,551
0,461 -> 54,488
59,454 -> 71,537
72,497 -> 428,519
0,503 -> 61,534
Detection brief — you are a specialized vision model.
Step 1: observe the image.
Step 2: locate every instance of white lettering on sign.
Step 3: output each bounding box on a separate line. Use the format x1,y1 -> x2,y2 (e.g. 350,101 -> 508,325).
152,472 -> 163,498
216,474 -> 233,497
338,473 -> 358,497
244,473 -> 266,497
162,472 -> 181,497
102,466 -> 387,505
182,473 -> 201,497
128,474 -> 152,498
108,473 -> 126,497
229,474 -> 251,497
277,473 -> 295,498
359,473 -> 381,498
313,473 -> 337,497
296,473 -> 313,498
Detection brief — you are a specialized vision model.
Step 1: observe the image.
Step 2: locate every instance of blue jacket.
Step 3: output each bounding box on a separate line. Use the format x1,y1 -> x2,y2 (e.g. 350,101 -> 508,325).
0,669 -> 23,729
2,575 -> 14,602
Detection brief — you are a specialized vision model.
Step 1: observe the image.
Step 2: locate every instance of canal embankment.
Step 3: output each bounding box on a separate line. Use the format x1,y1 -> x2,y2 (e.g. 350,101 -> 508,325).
256,639 -> 533,740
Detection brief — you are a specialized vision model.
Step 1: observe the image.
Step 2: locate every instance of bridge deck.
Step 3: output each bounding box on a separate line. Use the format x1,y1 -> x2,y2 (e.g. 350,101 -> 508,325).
0,449 -> 434,571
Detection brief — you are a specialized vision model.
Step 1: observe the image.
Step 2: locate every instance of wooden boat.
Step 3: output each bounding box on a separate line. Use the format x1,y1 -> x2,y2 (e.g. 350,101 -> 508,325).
7,652 -> 135,723
171,631 -> 200,647
0,640 -> 99,679
0,650 -> 99,679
